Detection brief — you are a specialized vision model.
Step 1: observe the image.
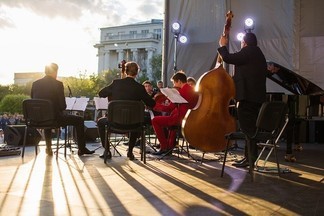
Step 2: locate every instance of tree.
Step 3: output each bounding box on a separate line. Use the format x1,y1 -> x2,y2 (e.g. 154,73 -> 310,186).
136,68 -> 149,84
0,84 -> 30,102
151,54 -> 162,85
0,94 -> 29,114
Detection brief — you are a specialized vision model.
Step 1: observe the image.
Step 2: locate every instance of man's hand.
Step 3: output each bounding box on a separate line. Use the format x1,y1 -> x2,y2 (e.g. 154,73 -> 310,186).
219,36 -> 228,47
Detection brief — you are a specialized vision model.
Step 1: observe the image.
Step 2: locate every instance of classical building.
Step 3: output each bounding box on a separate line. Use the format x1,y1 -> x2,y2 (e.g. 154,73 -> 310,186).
14,72 -> 43,86
94,19 -> 163,79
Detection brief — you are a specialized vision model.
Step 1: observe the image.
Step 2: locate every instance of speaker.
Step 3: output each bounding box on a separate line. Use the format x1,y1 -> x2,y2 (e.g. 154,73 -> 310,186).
4,125 -> 42,146
84,121 -> 99,141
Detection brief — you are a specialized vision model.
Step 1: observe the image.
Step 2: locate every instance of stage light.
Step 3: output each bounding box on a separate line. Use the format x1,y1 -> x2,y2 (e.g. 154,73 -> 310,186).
245,18 -> 254,27
244,18 -> 254,33
171,21 -> 188,72
171,22 -> 181,34
237,32 -> 245,41
179,35 -> 188,44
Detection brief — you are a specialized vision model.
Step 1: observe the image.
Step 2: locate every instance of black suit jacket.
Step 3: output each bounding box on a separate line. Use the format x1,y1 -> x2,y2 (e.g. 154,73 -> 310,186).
31,76 -> 67,117
99,77 -> 156,108
218,45 -> 267,104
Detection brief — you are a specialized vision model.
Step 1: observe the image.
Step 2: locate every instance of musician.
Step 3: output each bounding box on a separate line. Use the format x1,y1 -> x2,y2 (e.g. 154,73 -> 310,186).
154,80 -> 164,93
31,63 -> 95,156
119,59 -> 127,78
151,72 -> 198,155
97,61 -> 156,160
218,32 -> 268,167
143,80 -> 157,98
187,76 -> 197,88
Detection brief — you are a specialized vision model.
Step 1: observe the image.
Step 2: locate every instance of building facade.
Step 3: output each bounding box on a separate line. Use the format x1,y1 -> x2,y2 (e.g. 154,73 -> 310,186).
94,19 -> 163,79
14,72 -> 43,86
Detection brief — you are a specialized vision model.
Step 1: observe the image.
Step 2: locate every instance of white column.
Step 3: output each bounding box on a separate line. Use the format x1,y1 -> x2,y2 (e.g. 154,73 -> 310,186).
146,48 -> 155,80
117,49 -> 125,63
131,48 -> 138,62
98,49 -> 105,74
104,50 -> 110,71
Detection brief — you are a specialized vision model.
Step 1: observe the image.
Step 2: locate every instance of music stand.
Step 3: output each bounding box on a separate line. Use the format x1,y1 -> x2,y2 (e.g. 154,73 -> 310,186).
93,97 -> 108,120
93,97 -> 109,151
65,97 -> 90,150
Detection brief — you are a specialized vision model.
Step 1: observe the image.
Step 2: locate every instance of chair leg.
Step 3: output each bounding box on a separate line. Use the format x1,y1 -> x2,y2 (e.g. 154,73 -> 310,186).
273,142 -> 281,177
246,138 -> 254,182
221,139 -> 231,177
104,125 -> 109,163
142,130 -> 146,164
34,129 -> 38,156
64,127 -> 67,157
21,126 -> 28,158
56,129 -> 60,159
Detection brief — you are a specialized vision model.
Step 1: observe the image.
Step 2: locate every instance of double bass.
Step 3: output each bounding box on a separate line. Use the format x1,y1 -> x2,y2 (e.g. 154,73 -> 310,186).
181,11 -> 236,152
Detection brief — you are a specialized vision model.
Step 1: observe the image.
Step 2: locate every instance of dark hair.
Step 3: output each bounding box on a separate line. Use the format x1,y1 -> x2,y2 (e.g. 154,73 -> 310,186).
243,33 -> 257,46
142,80 -> 152,85
171,72 -> 187,83
125,61 -> 139,76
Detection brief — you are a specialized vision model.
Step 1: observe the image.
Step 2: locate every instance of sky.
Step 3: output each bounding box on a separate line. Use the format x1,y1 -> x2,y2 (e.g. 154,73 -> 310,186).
0,0 -> 164,85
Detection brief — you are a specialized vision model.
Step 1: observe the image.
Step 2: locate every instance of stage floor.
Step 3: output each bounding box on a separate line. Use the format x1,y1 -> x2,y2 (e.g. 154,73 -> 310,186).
0,138 -> 323,215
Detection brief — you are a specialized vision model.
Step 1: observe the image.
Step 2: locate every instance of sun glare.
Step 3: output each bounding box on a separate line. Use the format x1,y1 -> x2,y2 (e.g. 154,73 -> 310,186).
0,7 -> 98,84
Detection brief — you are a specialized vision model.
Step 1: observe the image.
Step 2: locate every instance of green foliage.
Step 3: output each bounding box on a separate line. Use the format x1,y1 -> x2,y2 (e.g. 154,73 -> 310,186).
0,94 -> 29,114
0,84 -> 30,101
62,72 -> 107,98
102,68 -> 121,85
151,54 -> 162,84
136,68 -> 149,85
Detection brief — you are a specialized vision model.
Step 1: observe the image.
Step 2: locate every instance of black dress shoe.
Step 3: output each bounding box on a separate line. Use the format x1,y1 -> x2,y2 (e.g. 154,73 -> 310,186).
234,157 -> 246,163
233,158 -> 251,168
100,151 -> 112,159
127,152 -> 135,160
232,158 -> 247,166
151,150 -> 167,155
78,148 -> 95,156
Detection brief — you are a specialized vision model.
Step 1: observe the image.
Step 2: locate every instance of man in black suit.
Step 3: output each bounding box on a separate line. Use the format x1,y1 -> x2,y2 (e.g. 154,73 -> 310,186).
97,61 -> 156,160
218,32 -> 267,167
31,63 -> 95,156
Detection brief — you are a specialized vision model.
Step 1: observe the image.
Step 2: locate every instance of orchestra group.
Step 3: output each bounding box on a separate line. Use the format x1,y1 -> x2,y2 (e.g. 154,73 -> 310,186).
30,31 -> 299,167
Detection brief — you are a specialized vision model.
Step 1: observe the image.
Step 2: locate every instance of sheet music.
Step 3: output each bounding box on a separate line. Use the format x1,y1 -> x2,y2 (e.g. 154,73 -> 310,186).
65,97 -> 89,111
94,97 -> 108,110
160,88 -> 188,103
65,97 -> 77,110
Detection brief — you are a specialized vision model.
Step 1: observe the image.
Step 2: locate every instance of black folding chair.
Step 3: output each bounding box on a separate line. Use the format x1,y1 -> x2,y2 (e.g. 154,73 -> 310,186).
22,99 -> 67,159
104,100 -> 146,163
221,101 -> 288,181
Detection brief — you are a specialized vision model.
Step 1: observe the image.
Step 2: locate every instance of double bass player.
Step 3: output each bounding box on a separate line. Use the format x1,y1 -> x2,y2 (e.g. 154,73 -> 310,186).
217,32 -> 268,167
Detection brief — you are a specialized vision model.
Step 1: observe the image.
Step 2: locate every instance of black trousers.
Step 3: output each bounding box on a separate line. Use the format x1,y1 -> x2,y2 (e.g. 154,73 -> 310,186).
285,116 -> 301,154
44,114 -> 86,150
237,101 -> 262,160
97,117 -> 139,153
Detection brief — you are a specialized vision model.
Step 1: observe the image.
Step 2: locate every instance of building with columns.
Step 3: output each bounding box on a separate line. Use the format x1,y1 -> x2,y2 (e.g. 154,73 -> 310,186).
94,19 -> 163,79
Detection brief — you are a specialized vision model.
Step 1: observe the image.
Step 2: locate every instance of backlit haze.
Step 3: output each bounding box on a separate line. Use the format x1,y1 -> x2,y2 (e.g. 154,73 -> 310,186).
0,0 -> 163,85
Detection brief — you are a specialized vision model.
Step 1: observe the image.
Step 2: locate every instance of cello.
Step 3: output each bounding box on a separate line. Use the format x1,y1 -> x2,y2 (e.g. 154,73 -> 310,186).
181,11 -> 236,153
